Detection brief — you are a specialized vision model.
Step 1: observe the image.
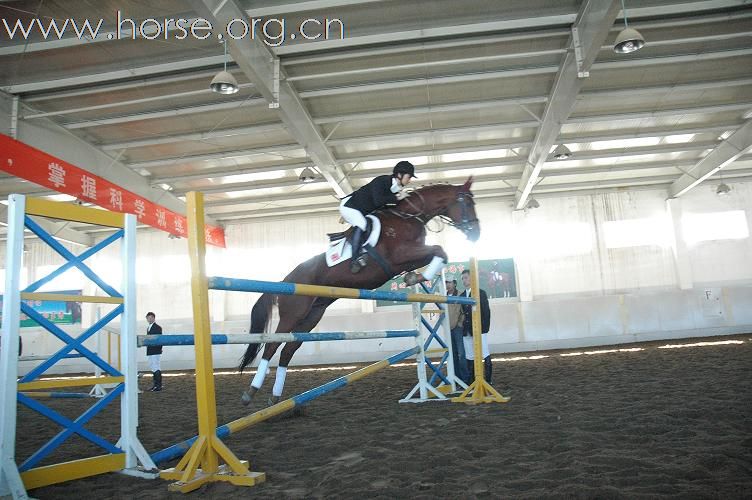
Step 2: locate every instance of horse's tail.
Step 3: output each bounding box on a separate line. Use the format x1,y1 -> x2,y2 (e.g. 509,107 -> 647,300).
239,293 -> 275,373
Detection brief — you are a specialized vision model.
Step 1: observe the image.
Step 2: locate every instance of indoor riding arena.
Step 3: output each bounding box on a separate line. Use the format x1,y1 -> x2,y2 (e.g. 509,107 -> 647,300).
1,1 -> 751,499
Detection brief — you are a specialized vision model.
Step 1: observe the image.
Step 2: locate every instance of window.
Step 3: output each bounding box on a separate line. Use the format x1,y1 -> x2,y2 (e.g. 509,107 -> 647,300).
682,211 -> 749,245
604,216 -> 672,249
525,222 -> 593,258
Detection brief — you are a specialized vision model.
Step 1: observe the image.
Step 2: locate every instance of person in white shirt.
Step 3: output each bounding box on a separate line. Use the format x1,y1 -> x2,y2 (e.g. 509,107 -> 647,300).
460,270 -> 492,383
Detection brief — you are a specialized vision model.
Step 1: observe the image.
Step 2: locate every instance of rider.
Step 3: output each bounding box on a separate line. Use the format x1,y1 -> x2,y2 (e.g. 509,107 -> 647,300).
339,160 -> 416,273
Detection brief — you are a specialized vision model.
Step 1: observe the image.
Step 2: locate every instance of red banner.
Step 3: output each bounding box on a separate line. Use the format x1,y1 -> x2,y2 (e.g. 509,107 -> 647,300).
0,134 -> 225,247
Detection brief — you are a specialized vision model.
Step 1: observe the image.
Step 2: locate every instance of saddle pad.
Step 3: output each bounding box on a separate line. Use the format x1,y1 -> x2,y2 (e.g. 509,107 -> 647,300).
325,215 -> 381,267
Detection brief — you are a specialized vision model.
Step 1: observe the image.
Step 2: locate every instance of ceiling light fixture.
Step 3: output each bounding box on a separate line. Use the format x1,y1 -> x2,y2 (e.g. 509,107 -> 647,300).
614,0 -> 645,54
552,144 -> 572,160
716,183 -> 731,196
299,166 -> 317,183
210,40 -> 239,95
526,198 -> 540,210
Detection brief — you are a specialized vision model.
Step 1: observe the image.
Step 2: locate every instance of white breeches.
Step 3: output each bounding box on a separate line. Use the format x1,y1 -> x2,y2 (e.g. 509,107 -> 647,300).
147,354 -> 161,372
339,197 -> 367,231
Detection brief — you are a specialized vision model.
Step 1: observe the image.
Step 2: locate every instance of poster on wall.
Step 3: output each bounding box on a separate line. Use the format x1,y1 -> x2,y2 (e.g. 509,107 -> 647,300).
375,259 -> 517,307
0,290 -> 83,328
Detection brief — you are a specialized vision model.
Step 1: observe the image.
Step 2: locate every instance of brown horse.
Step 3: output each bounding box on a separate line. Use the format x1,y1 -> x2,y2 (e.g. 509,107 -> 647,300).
239,177 -> 480,405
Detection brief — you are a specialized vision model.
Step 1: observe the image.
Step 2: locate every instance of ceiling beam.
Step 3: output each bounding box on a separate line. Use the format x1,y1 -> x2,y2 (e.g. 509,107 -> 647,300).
517,0 -> 662,209
315,98 -> 546,125
101,123 -> 283,151
172,177 -> 327,196
6,3 -> 747,97
313,77 -> 752,125
204,188 -> 336,208
22,81 -> 254,119
23,69 -> 224,103
206,167 -> 752,222
134,120 -> 740,178
330,130 -> 535,148
568,102 -> 752,124
272,0 -> 750,56
213,170 -> 752,222
2,55 -> 229,94
152,161 -> 311,185
148,158 -> 752,208
669,120 -> 752,197
297,47 -> 752,99
125,144 -> 304,170
190,0 -> 352,198
61,98 -> 265,129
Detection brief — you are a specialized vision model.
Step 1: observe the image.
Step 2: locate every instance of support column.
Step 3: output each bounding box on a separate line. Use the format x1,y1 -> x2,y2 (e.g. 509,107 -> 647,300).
0,195 -> 29,499
666,198 -> 694,290
119,213 -> 157,474
512,210 -> 534,302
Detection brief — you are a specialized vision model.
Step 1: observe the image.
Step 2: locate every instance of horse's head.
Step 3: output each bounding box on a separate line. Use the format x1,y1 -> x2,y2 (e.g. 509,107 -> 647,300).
444,176 -> 480,241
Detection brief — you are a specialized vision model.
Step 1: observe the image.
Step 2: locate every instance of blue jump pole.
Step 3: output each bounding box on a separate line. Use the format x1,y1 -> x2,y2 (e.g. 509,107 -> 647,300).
137,329 -> 419,347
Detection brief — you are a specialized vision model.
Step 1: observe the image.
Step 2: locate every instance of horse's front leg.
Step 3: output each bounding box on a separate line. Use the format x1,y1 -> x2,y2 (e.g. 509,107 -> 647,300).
392,244 -> 448,285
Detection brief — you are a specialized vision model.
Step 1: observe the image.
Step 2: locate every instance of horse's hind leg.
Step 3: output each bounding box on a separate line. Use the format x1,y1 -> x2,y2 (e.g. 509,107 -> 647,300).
241,295 -> 315,406
269,297 -> 336,403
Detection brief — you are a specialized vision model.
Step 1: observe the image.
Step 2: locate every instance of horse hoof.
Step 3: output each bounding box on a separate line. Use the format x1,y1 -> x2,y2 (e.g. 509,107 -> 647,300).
241,391 -> 253,406
267,396 -> 281,407
404,272 -> 420,286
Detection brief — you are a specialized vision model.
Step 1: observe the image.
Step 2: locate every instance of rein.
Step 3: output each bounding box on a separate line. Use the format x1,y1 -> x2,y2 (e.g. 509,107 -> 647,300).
385,188 -> 478,233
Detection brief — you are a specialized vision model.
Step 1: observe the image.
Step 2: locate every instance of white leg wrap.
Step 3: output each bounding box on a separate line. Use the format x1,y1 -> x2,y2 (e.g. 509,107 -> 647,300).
422,256 -> 446,280
272,366 -> 287,397
251,358 -> 270,389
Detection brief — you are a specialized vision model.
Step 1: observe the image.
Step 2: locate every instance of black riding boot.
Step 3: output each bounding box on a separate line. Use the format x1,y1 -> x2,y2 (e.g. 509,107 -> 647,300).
152,370 -> 162,391
350,227 -> 365,273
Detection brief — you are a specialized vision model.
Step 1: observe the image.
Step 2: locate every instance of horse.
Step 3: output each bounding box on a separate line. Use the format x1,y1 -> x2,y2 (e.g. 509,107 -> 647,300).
238,177 -> 480,406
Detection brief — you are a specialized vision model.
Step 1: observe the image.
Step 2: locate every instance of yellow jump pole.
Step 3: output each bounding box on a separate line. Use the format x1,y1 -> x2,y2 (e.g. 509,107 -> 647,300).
159,192 -> 265,493
452,257 -> 510,404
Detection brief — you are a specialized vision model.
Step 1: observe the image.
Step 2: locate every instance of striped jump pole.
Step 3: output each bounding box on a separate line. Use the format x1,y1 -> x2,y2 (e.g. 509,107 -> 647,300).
151,346 -> 419,465
19,392 -> 91,399
137,330 -> 418,347
208,276 -> 476,306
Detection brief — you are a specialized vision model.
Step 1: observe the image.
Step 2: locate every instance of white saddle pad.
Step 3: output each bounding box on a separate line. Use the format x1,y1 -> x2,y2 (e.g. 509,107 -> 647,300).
325,215 -> 381,267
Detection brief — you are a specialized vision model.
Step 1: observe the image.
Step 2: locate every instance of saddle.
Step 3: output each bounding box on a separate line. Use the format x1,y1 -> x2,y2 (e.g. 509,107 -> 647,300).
327,217 -> 374,245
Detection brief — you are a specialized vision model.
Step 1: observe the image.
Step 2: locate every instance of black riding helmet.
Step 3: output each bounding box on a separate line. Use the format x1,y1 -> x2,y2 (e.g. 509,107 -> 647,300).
392,160 -> 417,178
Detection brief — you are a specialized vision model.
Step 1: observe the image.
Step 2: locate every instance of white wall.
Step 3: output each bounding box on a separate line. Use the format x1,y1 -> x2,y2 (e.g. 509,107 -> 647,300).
3,180 -> 752,375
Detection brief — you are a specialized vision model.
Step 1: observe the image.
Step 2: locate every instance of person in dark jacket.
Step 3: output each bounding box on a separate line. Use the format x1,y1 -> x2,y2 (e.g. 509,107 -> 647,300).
460,270 -> 492,383
145,312 -> 163,392
339,160 -> 416,273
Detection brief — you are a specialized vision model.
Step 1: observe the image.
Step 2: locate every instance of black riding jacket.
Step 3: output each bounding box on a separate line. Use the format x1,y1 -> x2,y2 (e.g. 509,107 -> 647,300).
145,322 -> 163,356
343,175 -> 399,214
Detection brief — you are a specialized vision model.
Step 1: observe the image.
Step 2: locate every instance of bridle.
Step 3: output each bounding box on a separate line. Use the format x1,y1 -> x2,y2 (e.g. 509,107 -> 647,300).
387,189 -> 478,236
438,191 -> 479,235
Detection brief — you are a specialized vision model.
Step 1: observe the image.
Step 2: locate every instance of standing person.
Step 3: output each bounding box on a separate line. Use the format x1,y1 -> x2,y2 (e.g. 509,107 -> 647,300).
460,270 -> 492,383
446,279 -> 471,385
145,312 -> 163,392
338,161 -> 417,273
